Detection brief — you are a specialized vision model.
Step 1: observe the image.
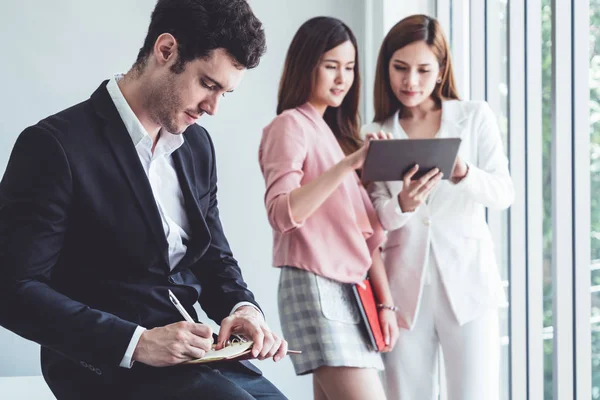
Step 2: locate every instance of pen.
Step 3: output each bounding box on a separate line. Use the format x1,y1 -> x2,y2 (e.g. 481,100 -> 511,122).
168,289 -> 195,323
168,290 -> 247,344
168,290 -> 302,355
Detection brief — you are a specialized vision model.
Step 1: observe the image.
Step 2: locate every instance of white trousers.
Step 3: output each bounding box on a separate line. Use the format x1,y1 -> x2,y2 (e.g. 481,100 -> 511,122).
382,260 -> 500,400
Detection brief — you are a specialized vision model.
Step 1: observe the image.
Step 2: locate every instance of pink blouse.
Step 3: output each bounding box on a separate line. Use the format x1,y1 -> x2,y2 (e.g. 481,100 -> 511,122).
259,103 -> 385,283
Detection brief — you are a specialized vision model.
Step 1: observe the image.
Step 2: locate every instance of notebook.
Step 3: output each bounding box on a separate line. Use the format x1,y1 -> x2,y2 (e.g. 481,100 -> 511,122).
185,339 -> 302,364
352,278 -> 386,352
186,340 -> 254,364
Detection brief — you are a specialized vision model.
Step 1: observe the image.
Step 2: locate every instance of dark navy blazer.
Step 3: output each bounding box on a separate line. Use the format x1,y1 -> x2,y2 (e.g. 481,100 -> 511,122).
0,81 -> 261,398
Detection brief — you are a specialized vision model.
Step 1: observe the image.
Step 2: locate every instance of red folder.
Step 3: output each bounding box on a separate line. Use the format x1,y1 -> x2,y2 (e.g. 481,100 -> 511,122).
352,278 -> 386,352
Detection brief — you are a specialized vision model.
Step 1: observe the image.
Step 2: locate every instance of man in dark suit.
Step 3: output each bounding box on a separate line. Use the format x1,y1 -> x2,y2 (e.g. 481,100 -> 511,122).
0,0 -> 289,398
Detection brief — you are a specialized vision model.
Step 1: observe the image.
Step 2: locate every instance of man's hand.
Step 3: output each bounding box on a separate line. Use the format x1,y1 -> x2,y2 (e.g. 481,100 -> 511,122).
217,306 -> 288,362
132,322 -> 213,367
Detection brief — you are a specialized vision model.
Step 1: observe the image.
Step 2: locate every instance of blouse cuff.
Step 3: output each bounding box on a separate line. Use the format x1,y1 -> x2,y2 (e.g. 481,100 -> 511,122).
272,193 -> 304,233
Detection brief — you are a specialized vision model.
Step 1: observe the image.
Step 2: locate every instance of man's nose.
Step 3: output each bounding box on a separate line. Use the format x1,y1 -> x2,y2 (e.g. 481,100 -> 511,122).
202,96 -> 220,116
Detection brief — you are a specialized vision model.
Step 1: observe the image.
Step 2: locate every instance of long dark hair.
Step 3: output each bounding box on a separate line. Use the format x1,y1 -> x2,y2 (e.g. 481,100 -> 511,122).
277,17 -> 361,155
373,14 -> 460,122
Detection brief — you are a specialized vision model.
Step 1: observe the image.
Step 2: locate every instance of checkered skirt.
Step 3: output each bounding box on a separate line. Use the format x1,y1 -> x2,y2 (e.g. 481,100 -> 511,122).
278,266 -> 384,375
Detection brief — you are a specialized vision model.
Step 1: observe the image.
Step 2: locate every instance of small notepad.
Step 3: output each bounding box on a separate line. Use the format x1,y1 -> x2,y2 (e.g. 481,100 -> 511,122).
186,341 -> 254,364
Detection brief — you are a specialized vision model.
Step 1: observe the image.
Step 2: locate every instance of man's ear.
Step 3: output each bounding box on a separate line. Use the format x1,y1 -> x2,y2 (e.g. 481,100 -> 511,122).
153,33 -> 178,66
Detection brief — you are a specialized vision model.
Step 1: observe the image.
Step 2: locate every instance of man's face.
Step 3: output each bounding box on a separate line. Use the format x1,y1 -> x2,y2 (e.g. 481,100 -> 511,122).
145,47 -> 246,134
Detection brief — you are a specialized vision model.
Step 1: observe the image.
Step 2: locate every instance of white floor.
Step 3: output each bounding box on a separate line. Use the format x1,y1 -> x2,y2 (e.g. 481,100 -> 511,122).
0,377 -> 55,399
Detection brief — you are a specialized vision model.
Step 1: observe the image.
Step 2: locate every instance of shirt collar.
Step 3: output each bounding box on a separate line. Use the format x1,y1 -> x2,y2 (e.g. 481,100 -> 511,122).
297,102 -> 324,120
106,74 -> 184,157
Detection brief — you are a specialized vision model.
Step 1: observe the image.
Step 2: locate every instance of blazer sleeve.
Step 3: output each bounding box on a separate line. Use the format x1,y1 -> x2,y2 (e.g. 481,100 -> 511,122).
259,113 -> 308,233
366,181 -> 416,231
0,127 -> 137,367
191,130 -> 260,323
452,102 -> 515,209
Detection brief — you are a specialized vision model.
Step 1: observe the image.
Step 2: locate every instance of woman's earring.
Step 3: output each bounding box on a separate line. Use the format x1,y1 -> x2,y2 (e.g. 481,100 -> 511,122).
436,77 -> 442,84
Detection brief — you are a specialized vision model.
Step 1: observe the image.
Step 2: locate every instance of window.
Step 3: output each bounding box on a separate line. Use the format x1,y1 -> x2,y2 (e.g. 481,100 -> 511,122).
590,1 -> 600,397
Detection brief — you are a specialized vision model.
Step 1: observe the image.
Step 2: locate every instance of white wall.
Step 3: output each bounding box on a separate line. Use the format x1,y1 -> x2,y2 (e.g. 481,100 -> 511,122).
0,0 -> 364,399
0,0 -> 161,379
383,0 -> 436,31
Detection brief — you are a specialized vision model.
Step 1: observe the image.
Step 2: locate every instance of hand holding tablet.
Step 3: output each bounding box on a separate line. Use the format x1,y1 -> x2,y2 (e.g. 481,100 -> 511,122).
397,165 -> 443,212
361,138 -> 462,182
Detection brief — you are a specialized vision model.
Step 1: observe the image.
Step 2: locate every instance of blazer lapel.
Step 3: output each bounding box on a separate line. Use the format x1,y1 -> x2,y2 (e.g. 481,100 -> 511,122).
384,112 -> 400,138
171,140 -> 211,273
428,100 -> 470,207
438,100 -> 469,139
90,82 -> 170,268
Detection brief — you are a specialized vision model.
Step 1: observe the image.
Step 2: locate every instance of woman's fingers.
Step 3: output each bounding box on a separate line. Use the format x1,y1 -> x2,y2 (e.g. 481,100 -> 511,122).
416,171 -> 443,197
409,168 -> 440,197
403,164 -> 419,186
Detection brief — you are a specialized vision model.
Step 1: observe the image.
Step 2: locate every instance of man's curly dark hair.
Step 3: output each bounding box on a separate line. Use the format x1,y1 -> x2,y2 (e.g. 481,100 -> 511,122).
134,0 -> 266,73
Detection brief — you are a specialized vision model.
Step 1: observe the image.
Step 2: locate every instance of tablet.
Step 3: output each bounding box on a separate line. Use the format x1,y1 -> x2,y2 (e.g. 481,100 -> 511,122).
361,138 -> 462,182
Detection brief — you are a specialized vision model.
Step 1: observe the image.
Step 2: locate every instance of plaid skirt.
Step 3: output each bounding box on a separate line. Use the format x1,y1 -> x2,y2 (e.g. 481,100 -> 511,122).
278,266 -> 384,375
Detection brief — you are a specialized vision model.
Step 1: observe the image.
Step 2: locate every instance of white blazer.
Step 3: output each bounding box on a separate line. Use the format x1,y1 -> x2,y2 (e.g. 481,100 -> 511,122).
361,100 -> 514,329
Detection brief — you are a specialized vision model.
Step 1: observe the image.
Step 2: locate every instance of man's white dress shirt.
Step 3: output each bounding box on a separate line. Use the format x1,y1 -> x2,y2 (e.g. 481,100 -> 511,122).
106,75 -> 257,368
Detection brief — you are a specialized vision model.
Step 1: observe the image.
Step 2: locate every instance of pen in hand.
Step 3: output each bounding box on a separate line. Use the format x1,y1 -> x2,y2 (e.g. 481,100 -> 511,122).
168,289 -> 195,323
168,289 -> 302,356
168,290 -> 259,345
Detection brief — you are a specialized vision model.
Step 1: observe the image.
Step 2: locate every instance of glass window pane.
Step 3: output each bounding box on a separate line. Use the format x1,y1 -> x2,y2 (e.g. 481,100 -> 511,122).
590,0 -> 600,398
541,0 -> 553,398
485,2 -> 510,399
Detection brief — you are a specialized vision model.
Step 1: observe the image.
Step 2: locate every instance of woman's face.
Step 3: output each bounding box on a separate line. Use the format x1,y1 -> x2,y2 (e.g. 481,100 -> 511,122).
309,40 -> 356,113
388,40 -> 442,108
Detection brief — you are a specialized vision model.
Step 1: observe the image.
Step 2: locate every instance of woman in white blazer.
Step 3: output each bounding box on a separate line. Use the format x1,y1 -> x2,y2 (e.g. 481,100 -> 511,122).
361,15 -> 514,400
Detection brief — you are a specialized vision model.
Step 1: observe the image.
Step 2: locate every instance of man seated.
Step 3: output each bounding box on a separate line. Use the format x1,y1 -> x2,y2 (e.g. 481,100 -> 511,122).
0,1 -> 288,398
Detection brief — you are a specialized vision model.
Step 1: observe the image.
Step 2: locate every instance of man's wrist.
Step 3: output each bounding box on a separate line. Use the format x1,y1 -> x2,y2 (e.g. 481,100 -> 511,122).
230,302 -> 264,321
130,328 -> 148,365
234,304 -> 262,316
121,326 -> 146,368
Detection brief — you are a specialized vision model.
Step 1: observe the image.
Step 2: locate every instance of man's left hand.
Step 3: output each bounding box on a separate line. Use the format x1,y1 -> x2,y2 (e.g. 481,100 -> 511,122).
217,306 -> 288,362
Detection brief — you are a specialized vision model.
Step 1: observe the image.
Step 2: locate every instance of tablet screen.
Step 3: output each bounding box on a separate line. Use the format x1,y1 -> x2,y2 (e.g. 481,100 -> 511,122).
361,138 -> 462,182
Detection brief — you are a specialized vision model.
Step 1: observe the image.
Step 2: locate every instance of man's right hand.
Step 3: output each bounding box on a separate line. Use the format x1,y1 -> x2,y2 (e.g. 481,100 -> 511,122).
132,322 -> 213,367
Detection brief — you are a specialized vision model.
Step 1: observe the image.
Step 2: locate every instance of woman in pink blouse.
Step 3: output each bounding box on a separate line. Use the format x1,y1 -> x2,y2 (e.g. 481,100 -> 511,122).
259,17 -> 399,400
